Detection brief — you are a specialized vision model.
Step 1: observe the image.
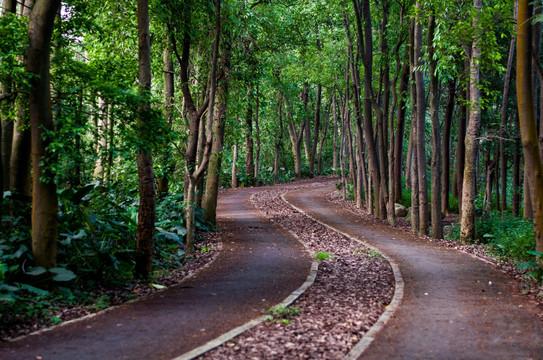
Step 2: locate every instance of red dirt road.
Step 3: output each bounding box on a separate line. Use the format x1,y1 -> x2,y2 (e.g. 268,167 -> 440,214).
0,187 -> 311,360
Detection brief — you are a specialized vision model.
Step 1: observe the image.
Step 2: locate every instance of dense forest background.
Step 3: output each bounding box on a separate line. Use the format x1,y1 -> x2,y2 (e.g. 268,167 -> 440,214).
1,0 -> 543,327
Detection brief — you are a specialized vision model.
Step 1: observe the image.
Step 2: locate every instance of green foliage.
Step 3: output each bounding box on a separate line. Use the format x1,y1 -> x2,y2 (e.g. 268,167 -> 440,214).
266,306 -> 300,325
314,251 -> 333,260
446,212 -> 535,262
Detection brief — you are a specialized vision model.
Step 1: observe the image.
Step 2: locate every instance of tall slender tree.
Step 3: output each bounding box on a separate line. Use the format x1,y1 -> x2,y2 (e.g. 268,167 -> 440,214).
28,0 -> 61,268
460,0 -> 482,243
517,0 -> 543,261
134,0 -> 156,278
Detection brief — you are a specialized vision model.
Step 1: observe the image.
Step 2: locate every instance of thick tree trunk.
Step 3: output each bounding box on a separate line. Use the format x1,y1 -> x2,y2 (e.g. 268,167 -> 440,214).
428,14 -> 443,239
134,0 -> 156,278
460,0 -> 482,244
28,0 -> 61,268
517,0 -> 543,260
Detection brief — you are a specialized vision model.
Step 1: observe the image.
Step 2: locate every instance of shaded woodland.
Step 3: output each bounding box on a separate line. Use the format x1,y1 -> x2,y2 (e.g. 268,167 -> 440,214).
1,0 -> 543,326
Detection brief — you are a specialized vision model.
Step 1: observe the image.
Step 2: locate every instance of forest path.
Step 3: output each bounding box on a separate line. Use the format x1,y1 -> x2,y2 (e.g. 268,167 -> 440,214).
0,187 -> 311,360
285,180 -> 543,360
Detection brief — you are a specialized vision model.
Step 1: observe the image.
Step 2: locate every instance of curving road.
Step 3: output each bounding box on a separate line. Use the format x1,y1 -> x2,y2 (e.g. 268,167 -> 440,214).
0,187 -> 311,360
285,180 -> 543,360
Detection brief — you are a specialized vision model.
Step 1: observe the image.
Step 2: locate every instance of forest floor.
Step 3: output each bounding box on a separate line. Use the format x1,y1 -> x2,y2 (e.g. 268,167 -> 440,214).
1,177 -> 543,359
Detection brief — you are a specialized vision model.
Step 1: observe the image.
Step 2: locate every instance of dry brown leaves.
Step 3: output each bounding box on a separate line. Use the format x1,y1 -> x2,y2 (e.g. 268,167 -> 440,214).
200,182 -> 394,359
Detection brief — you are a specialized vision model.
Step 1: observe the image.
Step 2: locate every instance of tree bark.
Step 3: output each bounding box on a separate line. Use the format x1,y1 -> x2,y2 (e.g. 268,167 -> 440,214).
513,128 -> 521,216
517,0 -> 543,260
414,0 -> 428,235
231,144 -> 238,188
442,80 -> 456,215
134,0 -> 156,278
202,28 -> 231,225
500,6 -> 517,212
332,95 -> 338,171
352,0 -> 385,218
460,0 -> 482,243
245,88 -> 254,183
157,43 -> 175,198
394,62 -> 409,202
28,0 -> 61,268
310,84 -> 321,177
1,0 -> 17,193
428,14 -> 443,239
409,19 -> 420,233
10,0 -> 33,197
254,89 -> 260,185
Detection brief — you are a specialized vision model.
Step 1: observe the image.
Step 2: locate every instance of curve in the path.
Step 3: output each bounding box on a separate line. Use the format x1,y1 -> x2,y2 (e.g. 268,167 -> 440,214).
0,187 -> 312,360
285,181 -> 543,360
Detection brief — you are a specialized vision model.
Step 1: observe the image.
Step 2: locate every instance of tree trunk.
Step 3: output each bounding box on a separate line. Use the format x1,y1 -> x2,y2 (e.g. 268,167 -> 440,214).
1,0 -> 18,193
10,0 -> 33,197
254,89 -> 260,185
310,84 -> 322,178
245,88 -> 254,184
428,14 -> 443,239
517,0 -> 543,260
501,7 -> 517,212
513,129 -> 521,216
394,62 -> 409,202
460,0 -> 482,244
442,80 -> 456,215
414,1 -> 428,235
454,64 -> 469,204
332,95 -> 338,171
409,18 -> 420,233
317,100 -> 331,175
134,0 -> 156,278
202,28 -> 231,225
157,43 -> 175,198
93,97 -> 108,181
231,144 -> 238,188
28,0 -> 61,268
274,94 -> 284,184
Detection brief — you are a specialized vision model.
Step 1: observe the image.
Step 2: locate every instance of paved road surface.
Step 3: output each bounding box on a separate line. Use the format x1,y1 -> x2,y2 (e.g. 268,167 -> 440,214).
285,181 -> 543,360
0,187 -> 311,360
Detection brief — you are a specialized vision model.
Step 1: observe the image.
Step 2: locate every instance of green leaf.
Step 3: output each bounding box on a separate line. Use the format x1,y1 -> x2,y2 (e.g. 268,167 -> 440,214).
527,251 -> 543,257
18,283 -> 50,296
26,266 -> 47,276
0,283 -> 19,292
0,292 -> 17,302
49,267 -> 76,282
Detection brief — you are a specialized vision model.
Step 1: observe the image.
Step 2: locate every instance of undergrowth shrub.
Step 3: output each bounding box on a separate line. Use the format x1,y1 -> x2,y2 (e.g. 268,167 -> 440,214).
445,211 -> 535,261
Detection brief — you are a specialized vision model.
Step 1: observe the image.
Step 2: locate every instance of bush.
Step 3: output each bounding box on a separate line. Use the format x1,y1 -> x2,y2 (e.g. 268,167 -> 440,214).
445,211 -> 535,261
